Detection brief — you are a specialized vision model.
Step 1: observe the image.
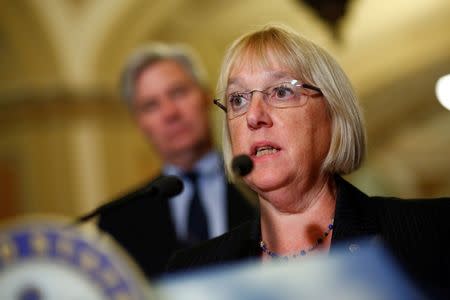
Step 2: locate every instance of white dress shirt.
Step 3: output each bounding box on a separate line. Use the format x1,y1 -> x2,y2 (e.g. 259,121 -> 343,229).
163,151 -> 227,241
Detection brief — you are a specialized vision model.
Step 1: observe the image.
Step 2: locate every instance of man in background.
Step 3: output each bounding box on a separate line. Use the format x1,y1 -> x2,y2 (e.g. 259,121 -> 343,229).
98,43 -> 255,280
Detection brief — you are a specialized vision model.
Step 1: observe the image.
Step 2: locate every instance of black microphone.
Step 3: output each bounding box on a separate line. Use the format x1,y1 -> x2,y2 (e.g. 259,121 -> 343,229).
231,154 -> 254,177
71,175 -> 183,226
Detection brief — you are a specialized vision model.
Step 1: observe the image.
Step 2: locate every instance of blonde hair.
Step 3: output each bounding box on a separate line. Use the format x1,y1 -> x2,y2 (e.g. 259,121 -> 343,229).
218,24 -> 366,181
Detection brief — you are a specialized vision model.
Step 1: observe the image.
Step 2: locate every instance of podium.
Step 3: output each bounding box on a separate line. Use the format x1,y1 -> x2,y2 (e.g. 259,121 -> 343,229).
1,216 -> 428,300
157,242 -> 426,300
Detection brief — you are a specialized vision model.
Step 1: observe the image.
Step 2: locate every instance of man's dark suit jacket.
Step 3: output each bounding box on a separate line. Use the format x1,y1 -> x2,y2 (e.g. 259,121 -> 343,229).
97,175 -> 255,280
167,176 -> 450,297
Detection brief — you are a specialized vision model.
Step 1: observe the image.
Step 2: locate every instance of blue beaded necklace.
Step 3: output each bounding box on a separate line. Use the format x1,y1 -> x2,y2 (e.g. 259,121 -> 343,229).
260,218 -> 334,259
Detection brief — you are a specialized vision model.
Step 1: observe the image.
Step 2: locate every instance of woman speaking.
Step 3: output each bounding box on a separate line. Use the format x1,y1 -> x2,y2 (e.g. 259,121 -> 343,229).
167,24 -> 450,296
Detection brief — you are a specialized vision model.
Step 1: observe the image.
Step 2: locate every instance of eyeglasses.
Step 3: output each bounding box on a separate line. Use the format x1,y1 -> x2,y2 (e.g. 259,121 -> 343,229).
213,79 -> 323,119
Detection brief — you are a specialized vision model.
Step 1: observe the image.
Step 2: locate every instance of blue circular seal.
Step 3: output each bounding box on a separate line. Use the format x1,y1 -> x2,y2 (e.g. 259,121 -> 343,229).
0,217 -> 149,300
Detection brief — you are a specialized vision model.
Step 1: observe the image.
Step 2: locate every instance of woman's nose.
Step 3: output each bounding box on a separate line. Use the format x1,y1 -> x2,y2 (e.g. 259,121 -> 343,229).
245,93 -> 273,129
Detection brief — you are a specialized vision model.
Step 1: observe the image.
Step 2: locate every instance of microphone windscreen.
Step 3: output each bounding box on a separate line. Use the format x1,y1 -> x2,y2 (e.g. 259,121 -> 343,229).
154,175 -> 184,197
231,154 -> 253,177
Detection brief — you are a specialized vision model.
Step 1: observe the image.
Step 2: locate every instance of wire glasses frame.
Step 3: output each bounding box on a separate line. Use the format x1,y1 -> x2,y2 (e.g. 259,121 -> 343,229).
213,79 -> 323,119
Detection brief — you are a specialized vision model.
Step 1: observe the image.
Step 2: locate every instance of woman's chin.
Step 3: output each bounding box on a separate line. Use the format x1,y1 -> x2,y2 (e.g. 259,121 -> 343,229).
245,172 -> 287,193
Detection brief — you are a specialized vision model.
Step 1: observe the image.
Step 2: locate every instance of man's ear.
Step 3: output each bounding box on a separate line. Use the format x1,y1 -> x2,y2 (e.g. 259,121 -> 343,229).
128,102 -> 142,126
201,88 -> 213,107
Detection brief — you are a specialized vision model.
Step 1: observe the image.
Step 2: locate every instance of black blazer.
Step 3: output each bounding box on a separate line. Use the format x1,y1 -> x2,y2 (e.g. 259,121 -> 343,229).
97,175 -> 255,280
167,176 -> 450,297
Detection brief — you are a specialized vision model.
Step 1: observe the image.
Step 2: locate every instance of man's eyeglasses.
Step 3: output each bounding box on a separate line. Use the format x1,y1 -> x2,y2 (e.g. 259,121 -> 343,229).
213,79 -> 323,119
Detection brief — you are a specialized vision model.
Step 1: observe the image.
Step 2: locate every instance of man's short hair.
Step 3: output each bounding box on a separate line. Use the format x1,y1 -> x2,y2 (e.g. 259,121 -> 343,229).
120,43 -> 208,108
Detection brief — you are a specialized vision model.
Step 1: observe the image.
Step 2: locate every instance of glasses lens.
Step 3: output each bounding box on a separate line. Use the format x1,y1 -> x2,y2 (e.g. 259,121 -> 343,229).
269,83 -> 296,104
267,82 -> 309,108
227,93 -> 249,119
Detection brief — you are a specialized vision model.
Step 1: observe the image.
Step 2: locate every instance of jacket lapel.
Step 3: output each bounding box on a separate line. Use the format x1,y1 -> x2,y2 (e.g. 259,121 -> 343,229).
330,176 -> 380,252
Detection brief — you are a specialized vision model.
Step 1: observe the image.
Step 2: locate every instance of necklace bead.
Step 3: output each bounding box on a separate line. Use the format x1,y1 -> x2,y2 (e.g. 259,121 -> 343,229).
260,219 -> 334,260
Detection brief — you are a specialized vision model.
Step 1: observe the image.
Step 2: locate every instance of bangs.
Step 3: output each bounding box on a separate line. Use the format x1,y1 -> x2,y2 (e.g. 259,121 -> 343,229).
226,27 -> 311,85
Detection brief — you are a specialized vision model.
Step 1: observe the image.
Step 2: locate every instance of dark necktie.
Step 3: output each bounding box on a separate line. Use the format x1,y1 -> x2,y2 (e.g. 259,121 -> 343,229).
186,171 -> 209,243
